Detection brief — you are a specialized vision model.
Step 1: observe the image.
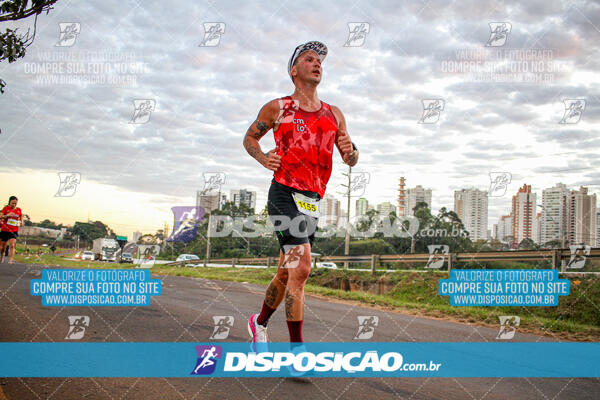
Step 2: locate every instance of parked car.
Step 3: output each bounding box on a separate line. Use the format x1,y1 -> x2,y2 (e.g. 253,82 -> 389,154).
176,254 -> 200,262
316,262 -> 337,269
120,252 -> 133,263
81,251 -> 94,261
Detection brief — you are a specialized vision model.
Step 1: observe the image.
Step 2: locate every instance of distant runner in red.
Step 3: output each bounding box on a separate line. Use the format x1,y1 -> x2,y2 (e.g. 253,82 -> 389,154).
0,196 -> 23,264
243,41 -> 359,354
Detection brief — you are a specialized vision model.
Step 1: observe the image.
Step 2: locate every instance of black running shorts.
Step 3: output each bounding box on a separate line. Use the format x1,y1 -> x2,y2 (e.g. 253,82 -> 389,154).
0,231 -> 18,241
267,179 -> 320,252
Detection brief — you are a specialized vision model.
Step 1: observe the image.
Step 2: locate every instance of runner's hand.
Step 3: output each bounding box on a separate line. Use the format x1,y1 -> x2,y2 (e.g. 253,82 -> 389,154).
336,130 -> 353,155
262,149 -> 281,171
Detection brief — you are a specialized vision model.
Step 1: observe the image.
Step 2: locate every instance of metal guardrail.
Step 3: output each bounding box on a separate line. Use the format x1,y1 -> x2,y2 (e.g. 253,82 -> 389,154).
162,248 -> 600,274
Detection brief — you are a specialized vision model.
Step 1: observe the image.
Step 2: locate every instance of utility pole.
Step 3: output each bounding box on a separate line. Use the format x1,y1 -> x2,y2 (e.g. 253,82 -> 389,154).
341,165 -> 352,269
161,222 -> 169,253
205,213 -> 212,266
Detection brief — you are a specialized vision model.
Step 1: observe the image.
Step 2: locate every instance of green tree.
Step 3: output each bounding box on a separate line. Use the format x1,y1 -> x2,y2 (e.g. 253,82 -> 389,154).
519,238 -> 539,250
408,205 -> 473,254
543,240 -> 562,249
214,201 -> 254,217
37,219 -> 63,230
22,213 -> 32,226
1,0 -> 59,93
70,221 -> 112,243
356,209 -> 377,233
488,238 -> 503,251
138,233 -> 157,244
472,239 -> 492,252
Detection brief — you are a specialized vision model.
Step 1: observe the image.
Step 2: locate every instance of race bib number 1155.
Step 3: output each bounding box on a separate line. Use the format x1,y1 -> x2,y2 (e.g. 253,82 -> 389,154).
292,193 -> 320,218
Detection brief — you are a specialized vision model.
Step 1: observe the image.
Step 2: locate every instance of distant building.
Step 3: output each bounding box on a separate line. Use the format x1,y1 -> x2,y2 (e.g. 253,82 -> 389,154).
454,188 -> 488,242
597,211 -> 600,247
319,195 -> 341,228
376,202 -> 396,217
541,183 -> 569,246
20,226 -> 63,239
402,185 -> 432,216
511,184 -> 537,245
356,198 -> 369,216
535,212 -> 542,244
497,215 -> 512,243
568,186 -> 597,246
230,189 -> 257,211
132,231 -> 142,243
197,191 -> 220,213
397,177 -> 406,216
219,193 -> 228,209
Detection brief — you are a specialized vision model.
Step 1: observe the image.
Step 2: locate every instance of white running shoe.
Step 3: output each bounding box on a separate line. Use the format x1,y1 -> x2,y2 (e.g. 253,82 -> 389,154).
248,313 -> 268,352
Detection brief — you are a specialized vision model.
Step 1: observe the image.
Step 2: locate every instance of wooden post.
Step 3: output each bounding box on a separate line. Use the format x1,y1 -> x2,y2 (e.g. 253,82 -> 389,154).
371,254 -> 377,275
232,258 -> 237,268
447,253 -> 453,273
552,249 -> 560,270
267,257 -> 272,268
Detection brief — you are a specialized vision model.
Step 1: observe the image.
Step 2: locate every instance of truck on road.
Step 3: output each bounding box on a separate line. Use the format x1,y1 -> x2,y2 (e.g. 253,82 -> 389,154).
92,238 -> 119,262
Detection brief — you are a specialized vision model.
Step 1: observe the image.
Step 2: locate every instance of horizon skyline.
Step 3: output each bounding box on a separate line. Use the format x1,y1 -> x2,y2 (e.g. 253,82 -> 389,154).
6,173 -> 598,239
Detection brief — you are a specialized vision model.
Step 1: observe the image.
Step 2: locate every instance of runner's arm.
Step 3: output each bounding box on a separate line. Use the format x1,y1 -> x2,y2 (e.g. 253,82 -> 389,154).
243,100 -> 281,171
331,105 -> 358,167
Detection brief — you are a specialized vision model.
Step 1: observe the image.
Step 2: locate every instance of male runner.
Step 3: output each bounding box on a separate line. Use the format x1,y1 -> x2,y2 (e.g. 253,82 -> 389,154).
0,196 -> 23,264
243,41 -> 359,350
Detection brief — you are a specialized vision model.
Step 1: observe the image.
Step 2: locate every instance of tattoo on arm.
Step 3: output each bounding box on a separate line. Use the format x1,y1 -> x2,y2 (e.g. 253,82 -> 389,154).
285,290 -> 295,320
244,120 -> 272,163
265,282 -> 278,308
244,135 -> 263,160
248,120 -> 269,140
257,121 -> 268,134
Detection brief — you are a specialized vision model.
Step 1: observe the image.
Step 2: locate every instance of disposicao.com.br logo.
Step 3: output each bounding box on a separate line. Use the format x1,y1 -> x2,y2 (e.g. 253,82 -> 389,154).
190,343 -> 442,377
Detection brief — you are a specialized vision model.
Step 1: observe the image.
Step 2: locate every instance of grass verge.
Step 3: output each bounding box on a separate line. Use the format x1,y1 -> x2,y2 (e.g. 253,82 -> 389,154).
15,253 -> 600,341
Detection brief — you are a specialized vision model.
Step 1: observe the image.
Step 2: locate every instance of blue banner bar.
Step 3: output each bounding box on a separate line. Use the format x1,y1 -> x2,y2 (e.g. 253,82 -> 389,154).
1,342 -> 599,377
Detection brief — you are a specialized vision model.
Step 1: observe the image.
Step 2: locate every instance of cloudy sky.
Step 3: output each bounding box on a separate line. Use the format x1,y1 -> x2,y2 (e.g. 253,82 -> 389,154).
0,0 -> 598,237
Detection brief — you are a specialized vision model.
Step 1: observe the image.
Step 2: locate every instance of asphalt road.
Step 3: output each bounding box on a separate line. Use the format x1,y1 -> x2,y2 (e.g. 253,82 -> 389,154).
1,262 -> 598,400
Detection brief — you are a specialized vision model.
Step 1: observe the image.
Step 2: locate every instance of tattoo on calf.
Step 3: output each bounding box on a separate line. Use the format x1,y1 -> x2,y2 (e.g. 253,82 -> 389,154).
265,282 -> 278,307
285,290 -> 295,320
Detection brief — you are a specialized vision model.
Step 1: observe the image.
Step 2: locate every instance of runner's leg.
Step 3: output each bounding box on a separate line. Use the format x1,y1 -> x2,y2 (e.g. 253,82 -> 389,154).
0,240 -> 6,263
256,250 -> 288,326
284,243 -> 312,343
7,238 -> 16,263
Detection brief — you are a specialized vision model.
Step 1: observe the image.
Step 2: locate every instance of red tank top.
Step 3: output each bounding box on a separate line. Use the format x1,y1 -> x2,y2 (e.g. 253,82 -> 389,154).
1,206 -> 21,233
273,96 -> 338,197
